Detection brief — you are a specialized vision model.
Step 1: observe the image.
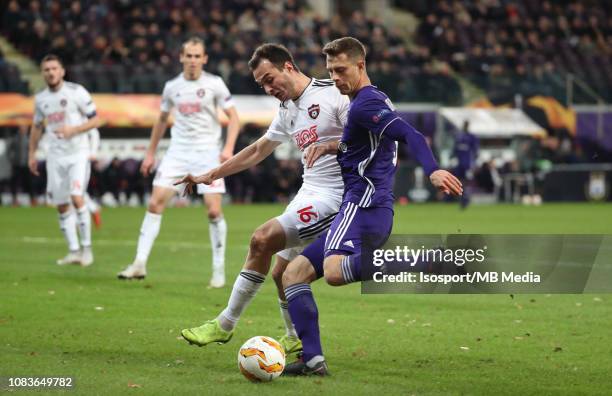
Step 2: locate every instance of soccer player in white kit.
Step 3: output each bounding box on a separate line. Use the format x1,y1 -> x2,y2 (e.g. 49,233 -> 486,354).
176,44 -> 349,354
117,37 -> 240,287
28,54 -> 102,266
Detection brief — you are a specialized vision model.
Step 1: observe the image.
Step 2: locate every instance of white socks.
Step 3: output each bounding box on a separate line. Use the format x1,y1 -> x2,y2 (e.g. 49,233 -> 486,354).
135,211 -> 162,265
59,210 -> 80,252
279,299 -> 298,337
217,269 -> 265,332
76,206 -> 92,247
209,216 -> 227,276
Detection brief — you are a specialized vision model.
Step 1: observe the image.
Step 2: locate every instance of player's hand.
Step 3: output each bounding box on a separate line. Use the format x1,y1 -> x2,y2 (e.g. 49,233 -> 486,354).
140,153 -> 155,177
220,146 -> 233,163
28,157 -> 39,176
304,140 -> 338,168
430,169 -> 463,196
55,125 -> 76,139
173,172 -> 215,196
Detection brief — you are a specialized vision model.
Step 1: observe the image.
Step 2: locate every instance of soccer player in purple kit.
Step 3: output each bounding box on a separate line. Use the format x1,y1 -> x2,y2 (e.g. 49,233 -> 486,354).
453,120 -> 479,209
280,37 -> 463,376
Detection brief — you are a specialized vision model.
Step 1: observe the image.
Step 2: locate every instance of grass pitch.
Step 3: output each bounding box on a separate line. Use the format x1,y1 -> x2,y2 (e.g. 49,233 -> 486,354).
1,203 -> 611,395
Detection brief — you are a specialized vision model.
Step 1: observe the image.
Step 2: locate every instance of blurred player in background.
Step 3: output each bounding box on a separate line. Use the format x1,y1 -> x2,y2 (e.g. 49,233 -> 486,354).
28,54 -> 102,266
176,43 -> 348,354
453,120 -> 479,209
117,37 -> 240,286
85,128 -> 103,228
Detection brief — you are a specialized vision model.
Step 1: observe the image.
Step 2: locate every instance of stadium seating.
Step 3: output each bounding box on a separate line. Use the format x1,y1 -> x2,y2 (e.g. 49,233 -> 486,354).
408,0 -> 612,103
0,0 -> 461,103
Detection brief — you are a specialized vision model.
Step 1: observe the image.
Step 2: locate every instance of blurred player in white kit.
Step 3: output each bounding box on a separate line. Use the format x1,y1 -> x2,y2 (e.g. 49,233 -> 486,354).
28,54 -> 102,266
117,37 -> 240,286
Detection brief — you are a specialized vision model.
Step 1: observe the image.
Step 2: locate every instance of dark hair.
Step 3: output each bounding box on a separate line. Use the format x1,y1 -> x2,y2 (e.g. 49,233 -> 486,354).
322,37 -> 366,60
248,43 -> 299,71
181,36 -> 206,54
41,54 -> 64,67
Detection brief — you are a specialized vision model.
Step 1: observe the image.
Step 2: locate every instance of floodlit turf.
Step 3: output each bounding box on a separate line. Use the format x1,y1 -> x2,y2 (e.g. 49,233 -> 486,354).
1,203 -> 611,395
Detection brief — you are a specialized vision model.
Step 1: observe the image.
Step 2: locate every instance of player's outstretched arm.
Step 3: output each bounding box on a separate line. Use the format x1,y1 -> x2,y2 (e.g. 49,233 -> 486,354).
383,118 -> 462,195
220,106 -> 240,163
174,136 -> 281,195
141,112 -> 170,176
304,140 -> 339,168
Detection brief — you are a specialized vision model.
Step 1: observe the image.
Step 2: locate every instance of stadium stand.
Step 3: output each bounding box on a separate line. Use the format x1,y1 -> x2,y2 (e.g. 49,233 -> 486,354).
0,0 -> 461,103
407,0 -> 612,103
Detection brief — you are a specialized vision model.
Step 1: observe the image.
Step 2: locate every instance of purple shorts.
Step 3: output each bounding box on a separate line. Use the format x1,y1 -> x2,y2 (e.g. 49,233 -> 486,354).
302,201 -> 393,278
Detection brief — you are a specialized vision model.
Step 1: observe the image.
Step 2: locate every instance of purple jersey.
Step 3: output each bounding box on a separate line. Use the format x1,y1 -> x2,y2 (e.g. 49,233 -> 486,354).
454,131 -> 479,171
337,86 -> 401,209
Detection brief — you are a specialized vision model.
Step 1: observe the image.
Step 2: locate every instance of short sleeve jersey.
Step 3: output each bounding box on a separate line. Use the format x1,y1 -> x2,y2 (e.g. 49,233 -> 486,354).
265,78 -> 349,196
33,81 -> 96,157
160,72 -> 235,150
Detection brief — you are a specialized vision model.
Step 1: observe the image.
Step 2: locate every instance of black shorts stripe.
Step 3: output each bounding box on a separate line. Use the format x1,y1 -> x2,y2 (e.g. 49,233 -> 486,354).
298,213 -> 337,239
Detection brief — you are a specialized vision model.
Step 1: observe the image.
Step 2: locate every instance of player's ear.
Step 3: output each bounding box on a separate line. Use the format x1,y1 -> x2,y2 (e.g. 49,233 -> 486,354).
202,53 -> 209,65
284,61 -> 294,72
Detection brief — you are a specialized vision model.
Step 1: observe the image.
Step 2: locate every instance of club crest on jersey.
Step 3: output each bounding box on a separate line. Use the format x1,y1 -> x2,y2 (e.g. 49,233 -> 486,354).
60,99 -> 67,107
308,104 -> 320,119
338,142 -> 348,153
197,88 -> 205,98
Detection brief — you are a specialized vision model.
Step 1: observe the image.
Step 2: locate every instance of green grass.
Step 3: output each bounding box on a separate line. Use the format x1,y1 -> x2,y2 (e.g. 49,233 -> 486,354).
1,203 -> 611,395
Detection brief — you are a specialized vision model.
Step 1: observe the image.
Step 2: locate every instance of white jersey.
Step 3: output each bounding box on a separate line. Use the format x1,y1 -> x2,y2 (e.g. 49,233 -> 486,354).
265,78 -> 348,196
161,72 -> 235,151
33,81 -> 97,157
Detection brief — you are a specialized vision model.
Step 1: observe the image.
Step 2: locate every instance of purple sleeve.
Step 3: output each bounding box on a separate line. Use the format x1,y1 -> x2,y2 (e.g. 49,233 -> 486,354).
352,98 -> 439,175
383,118 -> 440,176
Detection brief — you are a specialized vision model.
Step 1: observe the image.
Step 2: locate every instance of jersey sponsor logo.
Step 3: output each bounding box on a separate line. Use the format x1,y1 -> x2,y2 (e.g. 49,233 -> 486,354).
343,240 -> 354,248
177,102 -> 202,115
60,99 -> 67,107
297,205 -> 318,223
294,125 -> 318,150
47,111 -> 66,124
308,104 -> 320,119
197,88 -> 205,97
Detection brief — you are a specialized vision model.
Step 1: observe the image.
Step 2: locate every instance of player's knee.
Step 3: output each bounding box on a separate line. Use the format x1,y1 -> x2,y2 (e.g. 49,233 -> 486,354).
249,227 -> 273,256
207,208 -> 222,220
71,195 -> 85,208
147,198 -> 165,214
323,260 -> 344,286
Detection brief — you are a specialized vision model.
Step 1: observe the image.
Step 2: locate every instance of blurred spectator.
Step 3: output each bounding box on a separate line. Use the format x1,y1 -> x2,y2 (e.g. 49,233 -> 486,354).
0,0 -> 465,103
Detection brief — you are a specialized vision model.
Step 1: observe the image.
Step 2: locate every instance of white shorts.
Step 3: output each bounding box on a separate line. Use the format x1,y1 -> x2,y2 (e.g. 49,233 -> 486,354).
153,148 -> 226,194
276,188 -> 342,261
46,153 -> 90,205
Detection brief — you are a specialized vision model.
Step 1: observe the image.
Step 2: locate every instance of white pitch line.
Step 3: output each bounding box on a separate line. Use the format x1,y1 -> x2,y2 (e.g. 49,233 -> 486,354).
0,236 -> 249,250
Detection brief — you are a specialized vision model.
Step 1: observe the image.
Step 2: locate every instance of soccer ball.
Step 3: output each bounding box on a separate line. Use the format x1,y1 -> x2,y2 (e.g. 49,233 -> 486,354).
237,336 -> 285,382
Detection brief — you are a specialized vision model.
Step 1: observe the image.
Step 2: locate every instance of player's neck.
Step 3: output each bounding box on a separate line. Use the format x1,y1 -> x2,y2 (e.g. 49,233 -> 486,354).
184,70 -> 203,81
290,73 -> 312,101
48,80 -> 64,92
349,74 -> 371,99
